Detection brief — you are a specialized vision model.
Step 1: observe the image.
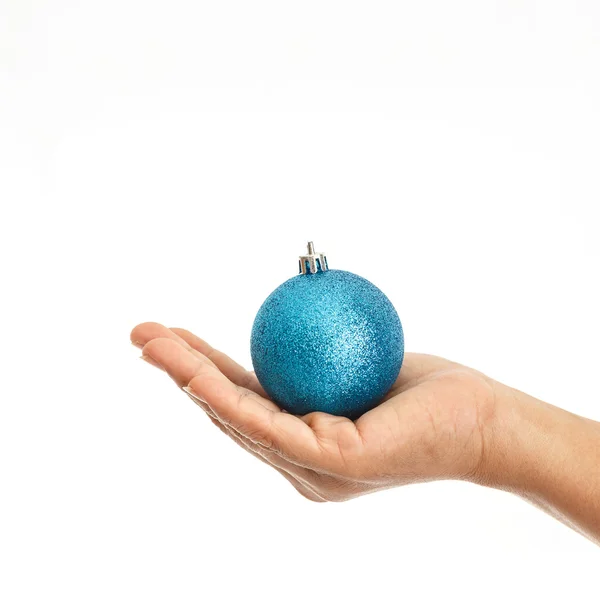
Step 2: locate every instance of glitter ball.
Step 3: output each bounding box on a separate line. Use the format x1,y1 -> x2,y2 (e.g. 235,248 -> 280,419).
251,268 -> 404,420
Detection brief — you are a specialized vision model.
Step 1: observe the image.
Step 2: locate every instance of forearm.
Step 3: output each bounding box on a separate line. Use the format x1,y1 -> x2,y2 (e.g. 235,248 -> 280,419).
483,387 -> 600,544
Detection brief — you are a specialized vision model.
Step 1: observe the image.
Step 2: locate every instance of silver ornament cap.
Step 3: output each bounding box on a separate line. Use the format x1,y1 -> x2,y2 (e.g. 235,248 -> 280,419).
298,241 -> 328,274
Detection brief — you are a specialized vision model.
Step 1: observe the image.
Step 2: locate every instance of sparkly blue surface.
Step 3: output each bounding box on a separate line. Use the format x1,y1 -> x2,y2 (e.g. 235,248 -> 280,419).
251,269 -> 404,420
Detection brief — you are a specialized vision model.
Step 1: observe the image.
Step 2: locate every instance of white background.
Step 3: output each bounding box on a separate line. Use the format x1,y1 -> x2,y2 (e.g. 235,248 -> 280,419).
1,1 -> 599,598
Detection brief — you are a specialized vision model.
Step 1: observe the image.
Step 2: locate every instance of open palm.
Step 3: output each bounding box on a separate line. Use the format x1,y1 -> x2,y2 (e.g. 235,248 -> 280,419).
132,322 -> 497,502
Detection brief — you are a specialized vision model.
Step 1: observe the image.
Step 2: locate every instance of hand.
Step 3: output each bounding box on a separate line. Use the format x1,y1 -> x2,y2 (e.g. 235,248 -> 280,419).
131,322 -> 499,502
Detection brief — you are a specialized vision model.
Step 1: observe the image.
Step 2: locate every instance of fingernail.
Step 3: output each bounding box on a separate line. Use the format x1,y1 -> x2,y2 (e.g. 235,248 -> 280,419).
131,340 -> 144,349
182,386 -> 207,406
140,354 -> 163,370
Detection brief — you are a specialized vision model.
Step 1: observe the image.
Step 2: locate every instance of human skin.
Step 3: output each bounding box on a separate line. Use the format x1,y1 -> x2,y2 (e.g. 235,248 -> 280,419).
130,322 -> 600,545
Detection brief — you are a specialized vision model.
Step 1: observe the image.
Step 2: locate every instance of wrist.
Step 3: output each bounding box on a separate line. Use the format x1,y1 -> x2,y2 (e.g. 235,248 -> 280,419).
474,383 -> 560,493
476,382 -> 600,543
477,382 -> 596,495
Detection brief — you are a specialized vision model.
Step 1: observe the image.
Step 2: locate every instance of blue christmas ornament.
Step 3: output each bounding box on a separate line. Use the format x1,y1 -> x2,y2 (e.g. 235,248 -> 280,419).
251,242 -> 404,420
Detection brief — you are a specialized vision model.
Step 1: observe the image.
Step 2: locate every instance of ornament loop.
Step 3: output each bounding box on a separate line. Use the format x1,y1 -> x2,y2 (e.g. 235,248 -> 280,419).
299,241 -> 328,274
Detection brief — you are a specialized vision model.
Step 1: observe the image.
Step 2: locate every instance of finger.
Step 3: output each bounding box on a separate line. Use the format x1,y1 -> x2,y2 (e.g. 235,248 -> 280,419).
144,338 -> 324,467
132,322 -> 263,394
133,322 -> 224,375
186,371 -> 322,464
142,337 -> 220,387
226,427 -> 327,502
199,406 -> 325,502
183,388 -> 325,501
354,381 -> 439,455
133,323 -> 223,376
183,386 -> 327,499
170,327 -> 267,397
392,353 -> 462,393
136,333 -> 323,499
142,337 -> 277,413
131,321 -> 194,351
